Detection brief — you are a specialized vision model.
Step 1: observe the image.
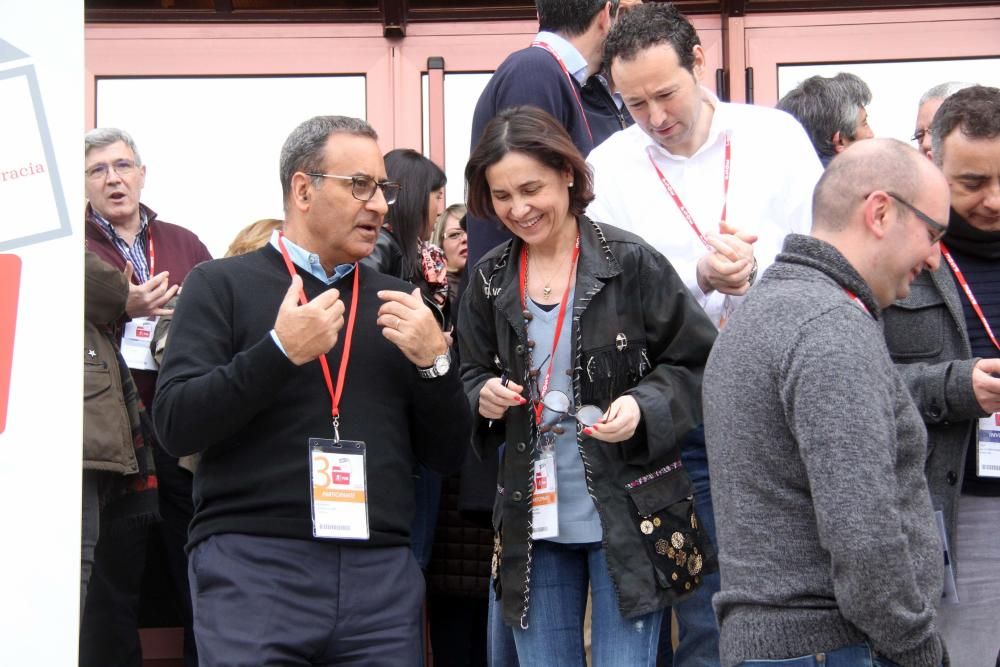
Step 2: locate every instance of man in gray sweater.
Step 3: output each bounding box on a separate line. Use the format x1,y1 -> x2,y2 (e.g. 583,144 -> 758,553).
703,138 -> 950,667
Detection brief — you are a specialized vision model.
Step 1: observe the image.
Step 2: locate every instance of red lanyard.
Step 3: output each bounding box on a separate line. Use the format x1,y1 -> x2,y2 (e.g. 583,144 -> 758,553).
940,242 -> 1000,352
519,235 -> 581,425
531,41 -> 593,144
277,232 -> 361,436
646,135 -> 731,250
843,288 -> 871,317
146,230 -> 155,278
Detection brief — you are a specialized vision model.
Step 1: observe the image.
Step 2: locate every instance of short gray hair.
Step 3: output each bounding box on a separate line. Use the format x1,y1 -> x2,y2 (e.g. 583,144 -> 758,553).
85,127 -> 142,165
812,138 -> 920,232
918,81 -> 975,107
279,116 -> 378,211
777,72 -> 872,165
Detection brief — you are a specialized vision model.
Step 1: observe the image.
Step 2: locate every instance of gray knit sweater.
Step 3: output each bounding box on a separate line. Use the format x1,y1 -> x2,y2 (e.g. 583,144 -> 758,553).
704,234 -> 945,667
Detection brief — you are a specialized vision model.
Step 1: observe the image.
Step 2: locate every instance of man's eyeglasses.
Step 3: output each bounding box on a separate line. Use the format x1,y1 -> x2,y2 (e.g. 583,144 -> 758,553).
886,191 -> 948,244
444,230 -> 467,242
85,159 -> 137,181
305,173 -> 401,205
911,128 -> 931,144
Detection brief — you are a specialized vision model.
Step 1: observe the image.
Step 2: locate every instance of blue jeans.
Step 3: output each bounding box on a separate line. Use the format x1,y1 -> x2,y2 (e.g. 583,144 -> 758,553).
488,585 -> 520,666
511,541 -> 662,666
737,642 -> 909,666
675,426 -> 722,667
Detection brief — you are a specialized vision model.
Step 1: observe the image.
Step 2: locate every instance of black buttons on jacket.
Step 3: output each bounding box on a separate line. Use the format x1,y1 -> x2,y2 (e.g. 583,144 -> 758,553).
515,345 -> 524,355
514,442 -> 527,453
947,471 -> 958,486
512,491 -> 524,502
927,402 -> 942,420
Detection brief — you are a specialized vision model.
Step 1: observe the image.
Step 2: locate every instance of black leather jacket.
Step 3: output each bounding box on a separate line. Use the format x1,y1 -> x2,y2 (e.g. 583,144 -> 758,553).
458,216 -> 717,628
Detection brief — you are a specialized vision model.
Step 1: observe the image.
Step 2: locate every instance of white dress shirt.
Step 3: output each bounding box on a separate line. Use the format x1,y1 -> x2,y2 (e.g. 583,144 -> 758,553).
587,90 -> 823,327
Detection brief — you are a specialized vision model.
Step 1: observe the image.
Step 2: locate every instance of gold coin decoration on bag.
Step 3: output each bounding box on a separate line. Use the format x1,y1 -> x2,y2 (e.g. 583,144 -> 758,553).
652,517 -> 662,528
640,519 -> 655,535
691,513 -> 698,530
688,553 -> 703,576
655,538 -> 670,555
671,532 -> 685,549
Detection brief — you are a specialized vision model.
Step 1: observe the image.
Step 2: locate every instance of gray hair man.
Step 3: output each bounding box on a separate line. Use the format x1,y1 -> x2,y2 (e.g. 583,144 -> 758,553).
884,85 -> 1000,667
153,115 -> 471,665
81,127 -> 211,667
777,72 -> 874,167
912,80 -> 974,159
705,138 -> 949,667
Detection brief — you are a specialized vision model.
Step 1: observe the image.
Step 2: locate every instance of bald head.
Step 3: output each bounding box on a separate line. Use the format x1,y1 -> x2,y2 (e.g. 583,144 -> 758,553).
813,138 -> 927,232
812,138 -> 950,308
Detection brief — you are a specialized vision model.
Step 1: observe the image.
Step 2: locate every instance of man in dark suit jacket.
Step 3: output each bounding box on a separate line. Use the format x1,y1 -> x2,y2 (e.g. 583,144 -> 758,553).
882,85 -> 1000,666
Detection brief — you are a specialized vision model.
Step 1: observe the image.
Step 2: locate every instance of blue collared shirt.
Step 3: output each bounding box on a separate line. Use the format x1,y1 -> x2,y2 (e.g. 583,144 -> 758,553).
535,30 -> 589,86
267,229 -> 356,355
91,207 -> 152,282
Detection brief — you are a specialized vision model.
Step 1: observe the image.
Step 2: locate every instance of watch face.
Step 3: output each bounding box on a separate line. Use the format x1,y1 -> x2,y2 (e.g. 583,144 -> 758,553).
434,355 -> 450,375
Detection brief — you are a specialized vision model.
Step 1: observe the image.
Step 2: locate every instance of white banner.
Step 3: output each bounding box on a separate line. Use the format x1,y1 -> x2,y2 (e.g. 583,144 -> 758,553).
0,1 -> 82,664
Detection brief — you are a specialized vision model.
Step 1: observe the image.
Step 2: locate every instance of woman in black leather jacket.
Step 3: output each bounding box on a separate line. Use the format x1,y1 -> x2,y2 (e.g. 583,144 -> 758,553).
458,106 -> 717,666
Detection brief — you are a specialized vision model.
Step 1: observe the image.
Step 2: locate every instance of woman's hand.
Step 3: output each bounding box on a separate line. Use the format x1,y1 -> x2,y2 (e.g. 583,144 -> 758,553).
478,377 -> 527,420
583,395 -> 641,443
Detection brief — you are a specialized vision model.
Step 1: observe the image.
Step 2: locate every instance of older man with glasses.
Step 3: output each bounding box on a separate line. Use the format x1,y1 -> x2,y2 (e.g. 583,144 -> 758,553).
81,127 -> 211,667
152,115 -> 471,666
884,85 -> 1000,667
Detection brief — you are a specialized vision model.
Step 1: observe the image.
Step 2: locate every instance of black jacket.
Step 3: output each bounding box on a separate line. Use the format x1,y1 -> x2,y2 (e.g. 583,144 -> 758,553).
458,216 -> 717,628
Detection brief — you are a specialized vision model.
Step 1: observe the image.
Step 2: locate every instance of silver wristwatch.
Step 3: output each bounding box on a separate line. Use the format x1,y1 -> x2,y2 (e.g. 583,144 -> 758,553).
417,351 -> 451,379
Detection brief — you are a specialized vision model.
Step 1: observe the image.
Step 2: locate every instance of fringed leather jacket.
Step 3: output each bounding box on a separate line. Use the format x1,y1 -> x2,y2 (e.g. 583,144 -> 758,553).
458,216 -> 717,628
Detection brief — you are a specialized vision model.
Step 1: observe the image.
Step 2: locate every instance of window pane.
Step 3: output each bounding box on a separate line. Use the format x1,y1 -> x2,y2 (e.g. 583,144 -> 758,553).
778,58 -> 1000,145
96,75 -> 367,258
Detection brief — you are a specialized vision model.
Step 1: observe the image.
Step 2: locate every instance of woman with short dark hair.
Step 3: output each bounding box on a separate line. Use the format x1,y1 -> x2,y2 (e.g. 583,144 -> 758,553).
459,106 -> 718,665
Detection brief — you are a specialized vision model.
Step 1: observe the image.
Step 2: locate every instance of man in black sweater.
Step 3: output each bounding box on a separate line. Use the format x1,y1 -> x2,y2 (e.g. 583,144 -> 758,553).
153,116 -> 471,666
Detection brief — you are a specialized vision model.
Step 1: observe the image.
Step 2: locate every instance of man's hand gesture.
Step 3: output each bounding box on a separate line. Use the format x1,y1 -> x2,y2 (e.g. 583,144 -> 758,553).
124,262 -> 179,318
696,222 -> 758,296
273,275 -> 345,366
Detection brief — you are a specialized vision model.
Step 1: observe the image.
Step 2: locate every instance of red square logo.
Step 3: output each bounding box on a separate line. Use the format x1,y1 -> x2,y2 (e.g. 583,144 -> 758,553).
0,255 -> 22,435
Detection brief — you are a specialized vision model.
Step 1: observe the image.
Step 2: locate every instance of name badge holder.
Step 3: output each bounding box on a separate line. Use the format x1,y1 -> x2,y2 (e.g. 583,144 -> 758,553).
120,316 -> 158,370
310,438 -> 369,540
978,413 -> 1000,478
532,434 -> 559,540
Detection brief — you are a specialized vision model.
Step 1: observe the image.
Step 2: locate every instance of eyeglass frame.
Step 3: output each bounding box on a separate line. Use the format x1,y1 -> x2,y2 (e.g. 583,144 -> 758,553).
911,128 -> 931,144
885,191 -> 948,244
304,172 -> 401,205
444,229 -> 467,242
525,362 -> 604,432
85,159 -> 139,181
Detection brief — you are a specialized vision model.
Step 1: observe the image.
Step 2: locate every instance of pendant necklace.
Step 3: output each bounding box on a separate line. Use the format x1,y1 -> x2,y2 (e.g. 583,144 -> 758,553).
533,250 -> 573,298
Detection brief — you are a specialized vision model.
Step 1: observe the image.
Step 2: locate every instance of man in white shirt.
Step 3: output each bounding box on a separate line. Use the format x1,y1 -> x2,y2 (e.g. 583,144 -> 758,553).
586,4 -> 823,665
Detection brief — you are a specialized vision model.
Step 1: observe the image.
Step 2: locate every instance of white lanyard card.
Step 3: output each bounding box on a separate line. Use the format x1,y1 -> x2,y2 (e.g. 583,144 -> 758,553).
977,413 -> 1000,478
310,438 -> 369,540
120,316 -> 158,370
531,452 -> 559,540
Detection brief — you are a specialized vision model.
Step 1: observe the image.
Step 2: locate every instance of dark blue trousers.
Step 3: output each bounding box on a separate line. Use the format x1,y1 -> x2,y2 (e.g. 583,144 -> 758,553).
189,534 -> 424,666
